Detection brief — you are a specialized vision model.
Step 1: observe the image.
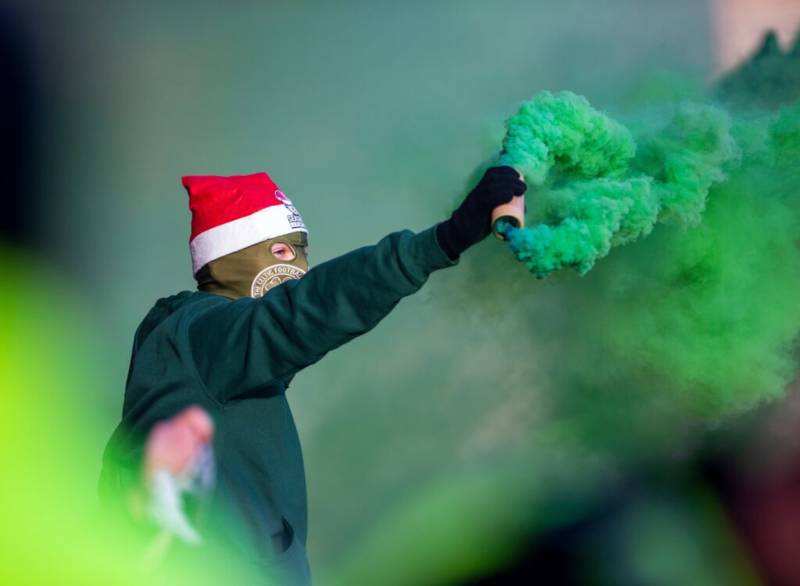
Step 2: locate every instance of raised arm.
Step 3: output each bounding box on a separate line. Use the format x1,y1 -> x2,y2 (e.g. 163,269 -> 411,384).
189,167 -> 525,403
189,226 -> 453,401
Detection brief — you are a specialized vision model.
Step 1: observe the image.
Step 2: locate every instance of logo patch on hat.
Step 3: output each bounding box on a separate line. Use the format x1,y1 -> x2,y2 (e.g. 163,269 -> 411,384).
276,190 -> 306,231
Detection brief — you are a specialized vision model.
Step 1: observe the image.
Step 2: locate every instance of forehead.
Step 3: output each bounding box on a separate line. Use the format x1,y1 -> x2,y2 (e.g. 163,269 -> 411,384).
273,232 -> 308,247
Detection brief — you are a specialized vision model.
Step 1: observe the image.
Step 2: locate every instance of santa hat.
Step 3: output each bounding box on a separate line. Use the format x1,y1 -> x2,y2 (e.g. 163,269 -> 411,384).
182,172 -> 307,275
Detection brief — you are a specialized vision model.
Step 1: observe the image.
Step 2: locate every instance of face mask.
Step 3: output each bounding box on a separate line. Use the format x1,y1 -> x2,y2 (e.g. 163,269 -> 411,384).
196,232 -> 309,300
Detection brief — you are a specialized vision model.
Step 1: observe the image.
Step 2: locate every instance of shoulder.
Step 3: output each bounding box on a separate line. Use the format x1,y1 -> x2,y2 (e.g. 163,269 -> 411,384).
134,291 -> 226,347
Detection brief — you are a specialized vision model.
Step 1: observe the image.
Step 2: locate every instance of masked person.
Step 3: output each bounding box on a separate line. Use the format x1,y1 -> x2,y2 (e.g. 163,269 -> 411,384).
100,167 -> 526,585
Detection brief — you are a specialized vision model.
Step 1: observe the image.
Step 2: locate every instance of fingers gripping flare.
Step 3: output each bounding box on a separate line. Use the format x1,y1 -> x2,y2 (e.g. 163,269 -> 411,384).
436,166 -> 527,260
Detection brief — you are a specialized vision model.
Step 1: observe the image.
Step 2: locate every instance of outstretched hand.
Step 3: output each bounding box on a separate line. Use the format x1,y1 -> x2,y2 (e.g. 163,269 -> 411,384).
436,166 -> 526,260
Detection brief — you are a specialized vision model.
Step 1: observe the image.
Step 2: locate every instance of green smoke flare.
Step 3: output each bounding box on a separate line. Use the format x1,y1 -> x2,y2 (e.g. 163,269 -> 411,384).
459,91 -> 800,420
498,91 -> 741,277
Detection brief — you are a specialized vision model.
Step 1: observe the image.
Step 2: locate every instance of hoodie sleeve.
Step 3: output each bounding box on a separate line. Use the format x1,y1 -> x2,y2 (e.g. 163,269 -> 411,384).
188,226 -> 456,402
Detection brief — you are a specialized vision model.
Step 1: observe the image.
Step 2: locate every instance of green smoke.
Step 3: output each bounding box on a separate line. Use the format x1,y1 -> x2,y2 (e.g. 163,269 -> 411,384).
498,91 -> 742,277
498,91 -> 636,185
463,90 -> 800,422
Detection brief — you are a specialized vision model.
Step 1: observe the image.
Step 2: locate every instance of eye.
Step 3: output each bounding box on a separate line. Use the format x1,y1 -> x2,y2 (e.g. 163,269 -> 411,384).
270,242 -> 297,261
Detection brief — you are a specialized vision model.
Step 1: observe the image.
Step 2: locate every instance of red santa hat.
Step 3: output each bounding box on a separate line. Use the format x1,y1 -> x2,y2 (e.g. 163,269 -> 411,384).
182,172 -> 307,275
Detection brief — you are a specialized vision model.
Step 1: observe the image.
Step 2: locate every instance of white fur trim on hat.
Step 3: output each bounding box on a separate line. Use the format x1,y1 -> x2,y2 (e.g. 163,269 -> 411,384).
190,204 -> 307,275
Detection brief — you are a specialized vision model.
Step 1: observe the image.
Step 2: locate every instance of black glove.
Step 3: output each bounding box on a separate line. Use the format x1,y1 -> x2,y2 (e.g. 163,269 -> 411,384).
436,166 -> 526,260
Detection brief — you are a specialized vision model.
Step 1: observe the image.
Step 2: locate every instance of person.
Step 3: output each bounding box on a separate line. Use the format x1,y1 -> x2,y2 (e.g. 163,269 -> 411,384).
100,167 -> 526,584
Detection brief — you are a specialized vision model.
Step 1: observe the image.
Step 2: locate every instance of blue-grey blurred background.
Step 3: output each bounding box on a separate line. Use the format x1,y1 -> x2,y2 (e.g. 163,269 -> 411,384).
3,1 -> 800,584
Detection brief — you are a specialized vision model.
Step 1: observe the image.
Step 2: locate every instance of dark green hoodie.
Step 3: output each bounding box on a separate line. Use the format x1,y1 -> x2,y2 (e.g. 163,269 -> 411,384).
99,226 -> 456,584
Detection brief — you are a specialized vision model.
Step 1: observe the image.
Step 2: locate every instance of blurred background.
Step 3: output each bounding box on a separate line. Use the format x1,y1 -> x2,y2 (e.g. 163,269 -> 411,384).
2,0 -> 800,584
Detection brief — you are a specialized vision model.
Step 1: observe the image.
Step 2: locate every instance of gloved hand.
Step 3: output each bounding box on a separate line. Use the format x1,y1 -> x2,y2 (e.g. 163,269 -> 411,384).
436,166 -> 526,260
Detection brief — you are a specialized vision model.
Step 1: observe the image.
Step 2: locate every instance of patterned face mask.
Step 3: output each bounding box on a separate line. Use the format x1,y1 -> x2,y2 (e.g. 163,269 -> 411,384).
250,233 -> 309,298
195,232 -> 309,300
